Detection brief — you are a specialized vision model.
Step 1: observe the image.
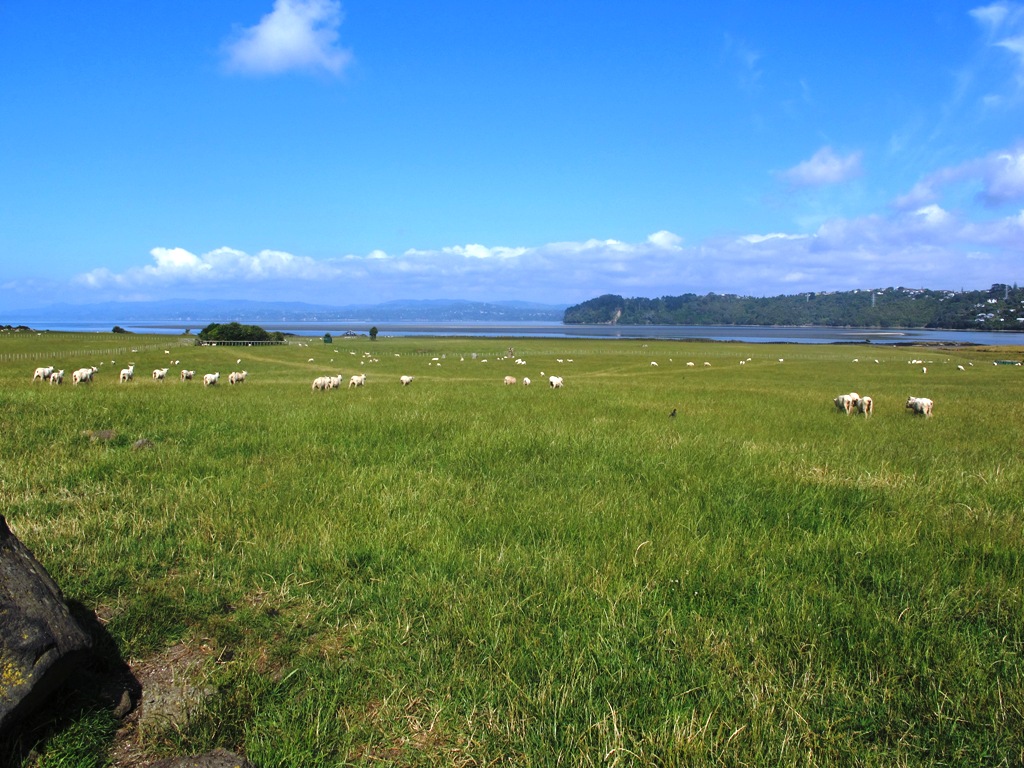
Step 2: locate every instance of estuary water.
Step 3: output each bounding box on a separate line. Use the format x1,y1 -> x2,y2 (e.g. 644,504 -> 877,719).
30,320 -> 1024,345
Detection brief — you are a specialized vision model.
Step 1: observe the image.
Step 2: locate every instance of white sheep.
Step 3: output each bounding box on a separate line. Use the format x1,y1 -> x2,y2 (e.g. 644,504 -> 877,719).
522,377 -> 531,386
504,375 -> 517,385
650,361 -> 658,367
180,369 -> 195,381
152,367 -> 170,381
119,364 -> 135,383
855,396 -> 873,417
834,394 -> 856,415
400,375 -> 414,386
348,373 -> 366,388
905,396 -> 933,417
549,375 -> 564,388
203,372 -> 220,387
312,376 -> 331,391
49,369 -> 64,385
957,365 -> 965,371
228,370 -> 248,385
32,366 -> 55,382
72,367 -> 97,385
686,362 -> 694,367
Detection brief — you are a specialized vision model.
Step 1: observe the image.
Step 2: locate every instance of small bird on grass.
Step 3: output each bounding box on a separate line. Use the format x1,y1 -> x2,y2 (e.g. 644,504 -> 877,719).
669,407 -> 677,418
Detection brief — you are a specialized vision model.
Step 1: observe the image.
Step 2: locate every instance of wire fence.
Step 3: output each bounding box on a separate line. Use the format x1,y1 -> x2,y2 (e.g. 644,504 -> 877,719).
0,337 -> 193,364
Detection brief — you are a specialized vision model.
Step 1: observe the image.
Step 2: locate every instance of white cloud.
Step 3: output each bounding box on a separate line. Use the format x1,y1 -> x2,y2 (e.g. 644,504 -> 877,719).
59,201 -> 1024,308
739,233 -> 809,245
780,146 -> 862,187
223,0 -> 351,77
970,2 -> 1024,89
971,2 -> 1014,33
75,246 -> 336,289
894,144 -> 1024,208
914,204 -> 951,226
647,230 -> 683,249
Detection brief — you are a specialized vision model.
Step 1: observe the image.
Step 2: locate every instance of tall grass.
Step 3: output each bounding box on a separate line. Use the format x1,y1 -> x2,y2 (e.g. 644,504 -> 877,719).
1,331 -> 1021,765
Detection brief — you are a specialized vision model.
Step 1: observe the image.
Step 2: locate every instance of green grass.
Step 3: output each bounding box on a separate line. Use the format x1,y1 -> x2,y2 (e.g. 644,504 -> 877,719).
1,330 -> 1022,766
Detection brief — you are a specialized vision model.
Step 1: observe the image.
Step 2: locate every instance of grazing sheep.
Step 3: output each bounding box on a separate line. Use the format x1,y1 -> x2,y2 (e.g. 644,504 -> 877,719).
704,362 -> 711,367
32,366 -> 55,382
905,396 -> 933,417
119,364 -> 135,383
203,372 -> 220,387
957,365 -> 965,371
549,375 -> 564,388
152,367 -> 170,381
180,369 -> 195,381
312,376 -> 331,391
49,369 -> 64,385
228,370 -> 248,385
504,375 -> 517,385
834,394 -> 855,414
686,362 -> 695,367
348,373 -> 366,388
650,361 -> 658,367
855,396 -> 873,417
400,375 -> 414,386
522,377 -> 531,386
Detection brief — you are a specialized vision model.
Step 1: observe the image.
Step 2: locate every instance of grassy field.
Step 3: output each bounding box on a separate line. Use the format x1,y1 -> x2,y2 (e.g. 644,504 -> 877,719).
1,330 -> 1022,767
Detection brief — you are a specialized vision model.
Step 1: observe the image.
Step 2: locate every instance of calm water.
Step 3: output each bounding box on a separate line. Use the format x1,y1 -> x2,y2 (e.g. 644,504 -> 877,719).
28,321 -> 1024,345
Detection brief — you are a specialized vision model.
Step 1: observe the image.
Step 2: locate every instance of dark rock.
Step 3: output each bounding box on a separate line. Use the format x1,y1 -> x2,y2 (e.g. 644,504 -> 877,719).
0,516 -> 93,736
148,748 -> 255,768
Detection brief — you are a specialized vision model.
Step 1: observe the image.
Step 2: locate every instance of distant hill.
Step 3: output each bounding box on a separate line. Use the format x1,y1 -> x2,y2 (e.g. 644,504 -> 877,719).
563,285 -> 1024,330
9,298 -> 567,324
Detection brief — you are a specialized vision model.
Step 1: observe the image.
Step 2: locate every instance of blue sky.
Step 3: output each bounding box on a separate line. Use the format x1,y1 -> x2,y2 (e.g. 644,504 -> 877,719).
2,1 -> 1023,312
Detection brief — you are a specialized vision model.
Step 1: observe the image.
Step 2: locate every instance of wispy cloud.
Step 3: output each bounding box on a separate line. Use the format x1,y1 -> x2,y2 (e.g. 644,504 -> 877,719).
723,34 -> 763,92
222,0 -> 352,77
970,2 -> 1024,95
780,146 -> 863,187
894,144 -> 1024,208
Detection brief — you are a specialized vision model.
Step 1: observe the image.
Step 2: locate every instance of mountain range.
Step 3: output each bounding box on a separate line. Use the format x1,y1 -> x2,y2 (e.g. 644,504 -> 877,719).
8,299 -> 568,325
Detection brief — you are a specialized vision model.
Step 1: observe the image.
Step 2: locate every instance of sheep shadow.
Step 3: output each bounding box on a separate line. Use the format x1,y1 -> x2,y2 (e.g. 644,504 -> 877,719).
0,600 -> 141,764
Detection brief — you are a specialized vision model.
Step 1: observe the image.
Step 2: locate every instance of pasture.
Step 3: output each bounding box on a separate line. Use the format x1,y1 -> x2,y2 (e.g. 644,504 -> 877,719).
1,330 -> 1022,767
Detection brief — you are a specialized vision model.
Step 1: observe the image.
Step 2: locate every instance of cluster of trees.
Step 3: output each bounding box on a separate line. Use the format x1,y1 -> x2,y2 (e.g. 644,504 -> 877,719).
197,322 -> 285,343
564,285 -> 1024,330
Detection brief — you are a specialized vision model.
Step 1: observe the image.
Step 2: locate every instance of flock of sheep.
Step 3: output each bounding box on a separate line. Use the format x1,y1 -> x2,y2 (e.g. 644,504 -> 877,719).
31,355 -> 944,417
31,362 -> 244,388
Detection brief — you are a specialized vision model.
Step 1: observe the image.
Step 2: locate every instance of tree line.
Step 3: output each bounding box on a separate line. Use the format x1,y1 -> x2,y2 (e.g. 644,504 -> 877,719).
197,322 -> 285,343
563,285 -> 1024,330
